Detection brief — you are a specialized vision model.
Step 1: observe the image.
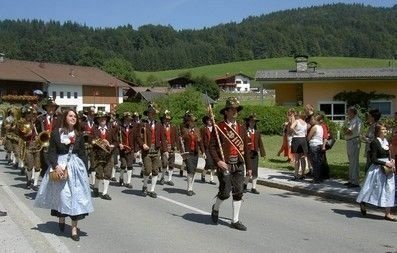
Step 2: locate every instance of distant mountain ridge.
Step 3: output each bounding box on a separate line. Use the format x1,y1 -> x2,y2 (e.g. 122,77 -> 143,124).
0,3 -> 395,72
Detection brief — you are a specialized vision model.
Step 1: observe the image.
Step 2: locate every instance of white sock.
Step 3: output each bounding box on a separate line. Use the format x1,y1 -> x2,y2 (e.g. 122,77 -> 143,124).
119,169 -> 125,181
103,180 -> 110,195
111,167 -> 116,178
150,175 -> 158,192
26,170 -> 33,181
232,200 -> 242,223
210,170 -> 215,182
19,160 -> 24,168
126,170 -> 133,184
244,176 -> 249,185
187,173 -> 194,191
33,171 -> 41,186
160,170 -> 166,180
214,197 -> 223,211
168,169 -> 173,181
143,176 -> 148,188
91,171 -> 96,185
252,178 -> 258,189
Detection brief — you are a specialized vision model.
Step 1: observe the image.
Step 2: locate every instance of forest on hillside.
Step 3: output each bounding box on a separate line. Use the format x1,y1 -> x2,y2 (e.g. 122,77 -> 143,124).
0,3 -> 396,76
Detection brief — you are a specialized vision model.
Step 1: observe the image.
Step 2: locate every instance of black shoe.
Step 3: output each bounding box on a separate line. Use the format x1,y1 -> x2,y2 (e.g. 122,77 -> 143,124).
119,179 -> 124,186
32,185 -> 39,191
93,188 -> 100,198
142,186 -> 148,196
359,202 -> 367,216
384,216 -> 397,222
243,184 -> 247,193
101,194 -> 112,200
347,184 -> 360,188
0,211 -> 7,217
20,167 -> 25,176
71,232 -> 80,241
230,221 -> 247,231
59,222 -> 65,232
140,171 -> 144,178
159,177 -> 165,185
211,204 -> 219,224
187,190 -> 196,196
343,182 -> 352,186
125,183 -> 133,189
209,181 -> 216,185
110,177 -> 117,182
250,188 -> 260,194
179,170 -> 183,177
201,175 -> 205,183
147,191 -> 157,198
26,180 -> 31,189
166,181 -> 174,186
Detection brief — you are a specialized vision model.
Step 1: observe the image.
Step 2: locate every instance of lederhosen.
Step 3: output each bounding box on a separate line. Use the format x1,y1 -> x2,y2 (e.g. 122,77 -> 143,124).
181,127 -> 203,175
247,128 -> 265,178
135,120 -> 166,177
92,126 -> 118,180
210,121 -> 252,201
201,126 -> 215,170
111,119 -> 120,167
24,121 -> 42,172
119,124 -> 135,170
161,124 -> 177,170
39,114 -> 60,176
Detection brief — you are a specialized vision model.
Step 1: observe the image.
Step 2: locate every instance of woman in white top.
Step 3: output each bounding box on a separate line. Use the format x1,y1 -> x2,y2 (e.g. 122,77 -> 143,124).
307,114 -> 325,183
289,110 -> 309,180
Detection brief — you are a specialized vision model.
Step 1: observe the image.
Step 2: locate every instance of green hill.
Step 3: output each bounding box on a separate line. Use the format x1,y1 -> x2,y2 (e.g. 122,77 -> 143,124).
135,57 -> 392,86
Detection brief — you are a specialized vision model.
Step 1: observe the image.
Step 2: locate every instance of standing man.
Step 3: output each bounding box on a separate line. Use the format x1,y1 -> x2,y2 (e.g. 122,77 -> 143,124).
135,104 -> 166,198
159,110 -> 178,186
82,107 -> 96,186
92,111 -> 118,200
244,113 -> 266,194
200,116 -> 216,185
210,97 -> 252,231
118,112 -> 135,189
344,106 -> 362,188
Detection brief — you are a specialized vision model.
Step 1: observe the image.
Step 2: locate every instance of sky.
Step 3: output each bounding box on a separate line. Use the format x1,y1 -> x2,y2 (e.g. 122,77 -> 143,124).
0,0 -> 394,30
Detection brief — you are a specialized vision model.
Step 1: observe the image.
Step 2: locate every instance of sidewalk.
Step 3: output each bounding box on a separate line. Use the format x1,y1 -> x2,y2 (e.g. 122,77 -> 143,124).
256,167 -> 360,203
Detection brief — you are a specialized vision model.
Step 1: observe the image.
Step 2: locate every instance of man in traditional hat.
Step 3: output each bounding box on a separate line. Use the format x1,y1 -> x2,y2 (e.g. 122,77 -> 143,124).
38,97 -> 60,177
159,110 -> 178,186
200,116 -> 217,185
134,103 -> 166,198
3,108 -> 16,165
118,112 -> 135,188
209,97 -> 252,231
180,111 -> 205,196
109,111 -> 121,181
92,111 -> 118,200
243,113 -> 266,194
80,106 -> 97,186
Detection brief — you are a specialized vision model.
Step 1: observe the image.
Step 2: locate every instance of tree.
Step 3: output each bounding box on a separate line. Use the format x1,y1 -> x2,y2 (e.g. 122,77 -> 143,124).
192,75 -> 220,100
102,57 -> 136,83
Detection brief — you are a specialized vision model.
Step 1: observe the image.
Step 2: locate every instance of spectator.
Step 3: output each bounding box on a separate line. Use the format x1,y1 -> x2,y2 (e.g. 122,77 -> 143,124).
289,110 -> 309,180
361,109 -> 381,173
277,109 -> 294,163
319,115 -> 331,180
307,113 -> 324,183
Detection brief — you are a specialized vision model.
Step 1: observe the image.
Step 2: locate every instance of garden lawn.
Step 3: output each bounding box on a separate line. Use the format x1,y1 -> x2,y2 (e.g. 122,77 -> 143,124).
260,135 -> 367,181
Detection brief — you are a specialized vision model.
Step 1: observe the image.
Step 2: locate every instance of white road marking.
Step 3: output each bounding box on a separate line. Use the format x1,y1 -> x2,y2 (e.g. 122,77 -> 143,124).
0,178 -> 71,253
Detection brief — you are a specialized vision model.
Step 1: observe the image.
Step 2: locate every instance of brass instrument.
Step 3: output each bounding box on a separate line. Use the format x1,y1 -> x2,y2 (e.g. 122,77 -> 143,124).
37,130 -> 50,150
17,119 -> 33,137
92,138 -> 112,153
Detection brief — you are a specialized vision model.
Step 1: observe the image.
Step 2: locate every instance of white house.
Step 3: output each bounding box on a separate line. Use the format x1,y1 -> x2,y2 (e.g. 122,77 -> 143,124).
215,73 -> 253,92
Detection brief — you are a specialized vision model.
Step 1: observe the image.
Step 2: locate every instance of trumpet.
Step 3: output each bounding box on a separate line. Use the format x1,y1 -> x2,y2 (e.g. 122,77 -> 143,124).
92,138 -> 112,153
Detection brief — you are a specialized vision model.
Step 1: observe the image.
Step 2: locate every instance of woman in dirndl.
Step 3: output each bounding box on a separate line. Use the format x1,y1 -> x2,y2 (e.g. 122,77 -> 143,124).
34,108 -> 94,241
356,123 -> 396,221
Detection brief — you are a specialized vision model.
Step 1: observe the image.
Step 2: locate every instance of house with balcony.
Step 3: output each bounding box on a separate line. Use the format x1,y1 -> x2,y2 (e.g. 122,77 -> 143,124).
215,73 -> 253,93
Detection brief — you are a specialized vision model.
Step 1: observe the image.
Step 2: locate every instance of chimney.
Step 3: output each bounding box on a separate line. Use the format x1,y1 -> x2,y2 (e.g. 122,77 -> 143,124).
295,55 -> 309,72
0,53 -> 4,63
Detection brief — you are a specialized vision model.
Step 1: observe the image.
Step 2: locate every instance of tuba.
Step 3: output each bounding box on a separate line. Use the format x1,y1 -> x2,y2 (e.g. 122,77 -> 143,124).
17,119 -> 33,137
92,138 -> 112,154
37,130 -> 51,149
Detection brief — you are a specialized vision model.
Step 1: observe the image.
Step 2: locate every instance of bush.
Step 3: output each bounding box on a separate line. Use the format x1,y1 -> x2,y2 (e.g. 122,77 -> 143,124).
116,101 -> 147,117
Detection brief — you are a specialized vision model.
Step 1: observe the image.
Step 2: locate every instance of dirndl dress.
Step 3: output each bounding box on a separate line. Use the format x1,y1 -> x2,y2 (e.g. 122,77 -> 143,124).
356,158 -> 395,208
34,153 -> 94,219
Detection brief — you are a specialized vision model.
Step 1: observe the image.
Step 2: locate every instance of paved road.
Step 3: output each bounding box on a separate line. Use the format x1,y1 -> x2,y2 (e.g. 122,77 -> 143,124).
0,158 -> 396,253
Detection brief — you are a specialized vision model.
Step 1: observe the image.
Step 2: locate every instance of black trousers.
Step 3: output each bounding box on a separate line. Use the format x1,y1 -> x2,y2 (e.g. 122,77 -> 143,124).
217,163 -> 244,201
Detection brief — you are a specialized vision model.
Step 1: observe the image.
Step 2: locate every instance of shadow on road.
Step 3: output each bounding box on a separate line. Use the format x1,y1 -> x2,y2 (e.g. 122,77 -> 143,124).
331,208 -> 383,220
162,187 -> 187,195
33,221 -> 88,238
178,212 -> 230,227
121,189 -> 147,197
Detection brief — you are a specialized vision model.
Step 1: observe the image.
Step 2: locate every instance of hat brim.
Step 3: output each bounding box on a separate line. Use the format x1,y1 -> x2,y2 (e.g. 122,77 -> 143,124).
43,103 -> 59,111
244,117 -> 260,122
220,105 -> 243,115
202,116 -> 211,124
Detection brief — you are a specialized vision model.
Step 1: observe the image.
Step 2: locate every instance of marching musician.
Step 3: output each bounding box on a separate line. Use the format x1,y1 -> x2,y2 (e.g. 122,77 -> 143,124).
118,112 -> 135,189
200,116 -> 217,185
22,106 -> 43,191
209,97 -> 252,231
134,103 -> 166,198
109,111 -> 120,182
38,97 -> 60,177
159,110 -> 178,186
3,108 -> 16,165
180,111 -> 205,196
243,113 -> 266,194
81,107 -> 96,186
92,110 -> 118,200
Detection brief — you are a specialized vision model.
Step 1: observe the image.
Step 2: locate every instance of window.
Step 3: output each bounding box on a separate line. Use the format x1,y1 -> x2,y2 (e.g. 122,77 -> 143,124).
52,91 -> 56,99
67,92 -> 71,99
60,92 -> 64,98
74,92 -> 78,99
319,102 -> 346,121
97,106 -> 105,112
369,101 -> 392,116
243,80 -> 248,84
235,80 -> 242,84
